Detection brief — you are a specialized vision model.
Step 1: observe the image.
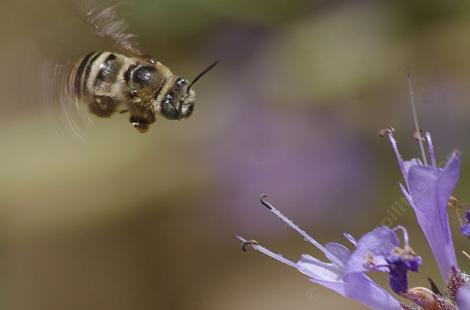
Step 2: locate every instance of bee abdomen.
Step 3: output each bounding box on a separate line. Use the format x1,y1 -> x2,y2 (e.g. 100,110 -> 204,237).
69,51 -> 100,100
88,95 -> 119,117
67,51 -> 129,118
94,53 -> 120,93
70,51 -> 125,100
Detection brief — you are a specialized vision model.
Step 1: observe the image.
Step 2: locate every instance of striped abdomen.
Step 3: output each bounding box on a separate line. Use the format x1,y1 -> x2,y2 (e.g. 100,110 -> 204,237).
69,51 -> 130,117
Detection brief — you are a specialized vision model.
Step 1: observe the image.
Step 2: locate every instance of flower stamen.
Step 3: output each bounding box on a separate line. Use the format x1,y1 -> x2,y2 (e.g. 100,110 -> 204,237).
241,239 -> 259,252
407,74 -> 428,166
393,225 -> 410,247
448,196 -> 464,226
448,196 -> 470,239
363,252 -> 390,270
381,127 -> 408,187
259,195 -> 343,266
237,235 -> 299,269
424,131 -> 437,169
343,232 -> 358,246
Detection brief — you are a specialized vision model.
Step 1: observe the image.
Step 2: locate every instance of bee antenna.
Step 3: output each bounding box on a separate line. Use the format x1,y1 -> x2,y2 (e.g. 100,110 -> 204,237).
187,61 -> 219,93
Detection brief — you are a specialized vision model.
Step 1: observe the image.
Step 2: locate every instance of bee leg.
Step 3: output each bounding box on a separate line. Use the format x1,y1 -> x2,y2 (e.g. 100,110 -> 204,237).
119,109 -> 128,114
128,106 -> 156,133
88,95 -> 119,117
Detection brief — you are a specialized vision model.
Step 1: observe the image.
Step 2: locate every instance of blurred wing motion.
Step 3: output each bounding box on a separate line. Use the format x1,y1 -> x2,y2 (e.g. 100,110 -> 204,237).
79,1 -> 144,57
52,1 -> 205,133
41,60 -> 94,145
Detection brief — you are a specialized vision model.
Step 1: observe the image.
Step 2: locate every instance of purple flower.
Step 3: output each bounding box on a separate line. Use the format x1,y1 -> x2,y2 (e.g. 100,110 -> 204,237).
345,226 -> 422,294
237,80 -> 469,309
238,197 -> 403,310
383,128 -> 460,281
457,284 -> 470,309
459,209 -> 470,238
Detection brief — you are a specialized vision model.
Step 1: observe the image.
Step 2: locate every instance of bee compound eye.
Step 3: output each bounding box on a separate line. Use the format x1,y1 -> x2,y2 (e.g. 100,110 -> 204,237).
160,99 -> 180,120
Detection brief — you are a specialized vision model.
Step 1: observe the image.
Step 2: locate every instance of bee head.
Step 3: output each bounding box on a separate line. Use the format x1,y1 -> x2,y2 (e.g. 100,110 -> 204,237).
160,78 -> 195,120
160,61 -> 218,121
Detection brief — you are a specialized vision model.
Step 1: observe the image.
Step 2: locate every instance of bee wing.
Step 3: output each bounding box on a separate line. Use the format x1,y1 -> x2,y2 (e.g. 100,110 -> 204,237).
79,1 -> 144,57
40,60 -> 94,145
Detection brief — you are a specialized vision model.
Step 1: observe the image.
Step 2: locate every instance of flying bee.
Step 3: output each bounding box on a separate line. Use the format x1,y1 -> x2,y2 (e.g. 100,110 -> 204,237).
67,4 -> 217,133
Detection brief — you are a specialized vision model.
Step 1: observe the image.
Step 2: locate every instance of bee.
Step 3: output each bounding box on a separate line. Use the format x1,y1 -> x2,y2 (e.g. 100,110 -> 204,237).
67,4 -> 217,133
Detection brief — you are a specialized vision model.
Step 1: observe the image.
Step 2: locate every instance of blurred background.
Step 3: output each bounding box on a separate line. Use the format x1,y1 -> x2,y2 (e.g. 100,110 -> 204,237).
1,0 -> 470,309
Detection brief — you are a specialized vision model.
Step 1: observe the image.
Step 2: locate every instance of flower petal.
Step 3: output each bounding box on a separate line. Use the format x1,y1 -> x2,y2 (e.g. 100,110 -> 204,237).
299,255 -> 402,310
345,226 -> 400,274
298,254 -> 342,281
324,242 -> 351,265
403,158 -> 422,176
342,273 -> 403,310
457,284 -> 470,309
406,151 -> 460,280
